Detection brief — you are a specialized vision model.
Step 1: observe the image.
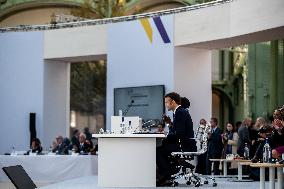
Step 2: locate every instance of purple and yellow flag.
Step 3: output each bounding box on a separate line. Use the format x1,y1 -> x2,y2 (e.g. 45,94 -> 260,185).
140,18 -> 153,43
139,16 -> 171,44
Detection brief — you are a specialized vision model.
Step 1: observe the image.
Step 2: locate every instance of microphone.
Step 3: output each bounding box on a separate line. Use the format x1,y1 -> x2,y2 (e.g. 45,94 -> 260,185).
123,100 -> 134,116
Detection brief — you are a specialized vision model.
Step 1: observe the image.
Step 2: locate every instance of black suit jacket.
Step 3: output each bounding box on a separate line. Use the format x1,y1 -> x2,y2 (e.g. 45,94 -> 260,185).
207,127 -> 223,155
166,106 -> 196,152
78,142 -> 92,153
52,143 -> 67,155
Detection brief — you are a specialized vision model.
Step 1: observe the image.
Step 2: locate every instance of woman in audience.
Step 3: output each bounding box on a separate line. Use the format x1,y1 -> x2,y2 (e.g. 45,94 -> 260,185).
27,138 -> 43,155
270,108 -> 284,158
222,122 -> 238,174
222,122 -> 238,156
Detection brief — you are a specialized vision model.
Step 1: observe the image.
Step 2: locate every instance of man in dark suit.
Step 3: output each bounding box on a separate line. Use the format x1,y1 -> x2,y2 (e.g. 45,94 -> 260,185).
78,133 -> 93,154
206,118 -> 223,175
157,92 -> 196,185
52,135 -> 68,155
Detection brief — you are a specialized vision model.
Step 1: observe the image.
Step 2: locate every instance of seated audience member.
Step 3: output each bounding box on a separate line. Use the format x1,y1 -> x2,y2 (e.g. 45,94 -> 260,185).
52,135 -> 68,155
250,117 -> 266,158
250,124 -> 273,180
156,124 -> 165,147
235,121 -> 242,132
270,108 -> 284,159
251,125 -> 273,162
78,133 -> 93,154
86,139 -> 97,155
27,138 -> 43,155
71,129 -> 80,149
157,124 -> 165,134
272,146 -> 284,160
72,144 -> 79,154
63,137 -> 71,148
84,127 -> 92,141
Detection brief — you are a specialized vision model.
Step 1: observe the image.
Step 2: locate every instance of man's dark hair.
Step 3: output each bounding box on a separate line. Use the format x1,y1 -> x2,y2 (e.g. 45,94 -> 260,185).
211,117 -> 218,125
165,92 -> 181,104
236,121 -> 242,127
181,97 -> 190,109
73,129 -> 79,135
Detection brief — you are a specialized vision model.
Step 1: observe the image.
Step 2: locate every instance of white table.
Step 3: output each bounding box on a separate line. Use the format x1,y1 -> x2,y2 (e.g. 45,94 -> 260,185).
250,163 -> 284,189
93,133 -> 165,187
209,158 -> 234,177
236,160 -> 252,181
0,155 -> 98,182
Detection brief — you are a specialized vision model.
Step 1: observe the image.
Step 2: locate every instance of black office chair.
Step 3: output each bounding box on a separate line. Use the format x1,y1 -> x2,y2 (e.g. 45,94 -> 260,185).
170,124 -> 217,187
2,165 -> 37,189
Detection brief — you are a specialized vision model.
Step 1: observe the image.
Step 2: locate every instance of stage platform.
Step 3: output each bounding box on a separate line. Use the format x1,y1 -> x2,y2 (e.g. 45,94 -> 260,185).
0,175 -> 272,189
1,175 -> 270,189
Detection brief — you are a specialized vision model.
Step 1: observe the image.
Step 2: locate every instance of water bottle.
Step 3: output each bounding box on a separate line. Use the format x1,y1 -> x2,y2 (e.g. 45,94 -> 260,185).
243,143 -> 250,160
11,146 -> 15,156
120,116 -> 125,134
128,121 -> 132,133
262,138 -> 271,163
119,109 -> 123,117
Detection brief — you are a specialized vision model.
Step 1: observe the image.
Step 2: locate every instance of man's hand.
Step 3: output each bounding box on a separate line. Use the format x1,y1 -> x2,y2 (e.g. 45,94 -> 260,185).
207,132 -> 212,139
273,119 -> 283,131
162,114 -> 172,125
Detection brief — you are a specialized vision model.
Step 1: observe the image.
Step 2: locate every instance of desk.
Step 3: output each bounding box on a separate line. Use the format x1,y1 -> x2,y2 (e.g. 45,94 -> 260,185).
0,155 -> 97,182
209,159 -> 233,177
209,158 -> 252,180
235,160 -> 252,181
93,133 -> 165,187
250,163 -> 284,189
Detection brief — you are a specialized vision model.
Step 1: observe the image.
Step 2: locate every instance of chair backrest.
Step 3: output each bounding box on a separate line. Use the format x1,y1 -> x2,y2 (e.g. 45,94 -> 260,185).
195,123 -> 211,154
2,165 -> 37,189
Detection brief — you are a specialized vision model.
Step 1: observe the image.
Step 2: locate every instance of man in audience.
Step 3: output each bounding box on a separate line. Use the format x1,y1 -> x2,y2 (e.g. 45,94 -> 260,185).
206,118 -> 223,175
84,127 -> 92,141
71,129 -> 80,149
251,124 -> 273,162
52,135 -> 68,155
78,133 -> 93,154
237,118 -> 252,157
250,117 -> 266,158
157,124 -> 165,134
236,121 -> 242,132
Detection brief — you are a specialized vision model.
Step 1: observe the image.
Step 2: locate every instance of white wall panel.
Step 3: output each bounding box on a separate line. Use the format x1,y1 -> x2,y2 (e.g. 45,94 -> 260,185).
107,15 -> 175,129
0,32 -> 44,153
